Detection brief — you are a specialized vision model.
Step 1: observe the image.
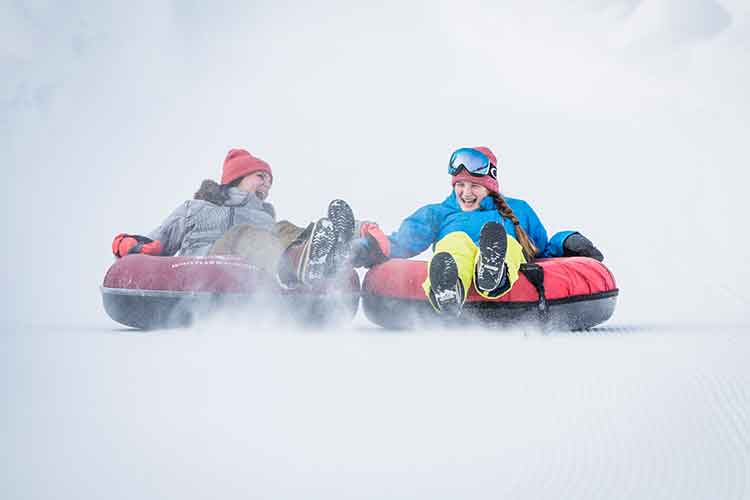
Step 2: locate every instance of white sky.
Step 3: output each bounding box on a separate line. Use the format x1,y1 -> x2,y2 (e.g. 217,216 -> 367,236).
3,0 -> 749,329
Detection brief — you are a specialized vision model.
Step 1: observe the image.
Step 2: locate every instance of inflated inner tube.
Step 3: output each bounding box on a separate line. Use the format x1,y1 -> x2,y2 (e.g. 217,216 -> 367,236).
362,257 -> 617,330
102,254 -> 360,329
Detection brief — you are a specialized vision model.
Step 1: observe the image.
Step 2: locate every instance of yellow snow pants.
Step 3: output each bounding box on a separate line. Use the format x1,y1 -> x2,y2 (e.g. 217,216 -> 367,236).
422,231 -> 526,302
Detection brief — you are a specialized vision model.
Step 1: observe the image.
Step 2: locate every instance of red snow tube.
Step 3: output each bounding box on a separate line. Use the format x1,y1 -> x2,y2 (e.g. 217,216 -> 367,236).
362,257 -> 618,330
102,254 -> 360,329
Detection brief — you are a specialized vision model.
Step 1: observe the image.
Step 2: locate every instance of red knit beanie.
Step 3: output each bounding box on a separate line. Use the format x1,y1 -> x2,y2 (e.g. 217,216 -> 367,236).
220,148 -> 273,185
450,146 -> 500,195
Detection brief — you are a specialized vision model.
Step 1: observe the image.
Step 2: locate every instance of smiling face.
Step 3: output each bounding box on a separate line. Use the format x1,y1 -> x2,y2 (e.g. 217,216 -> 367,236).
237,171 -> 273,200
454,180 -> 491,212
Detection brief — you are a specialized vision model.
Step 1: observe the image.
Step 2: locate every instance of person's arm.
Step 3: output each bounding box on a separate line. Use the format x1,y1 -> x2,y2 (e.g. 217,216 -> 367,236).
515,199 -> 602,260
509,198 -> 569,258
546,230 -> 578,258
145,202 -> 192,257
386,205 -> 442,258
111,202 -> 192,258
350,205 -> 442,267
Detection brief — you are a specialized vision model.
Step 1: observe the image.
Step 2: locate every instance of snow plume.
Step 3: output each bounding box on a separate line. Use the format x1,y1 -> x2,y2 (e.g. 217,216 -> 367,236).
186,275 -> 363,333
3,0 -> 750,329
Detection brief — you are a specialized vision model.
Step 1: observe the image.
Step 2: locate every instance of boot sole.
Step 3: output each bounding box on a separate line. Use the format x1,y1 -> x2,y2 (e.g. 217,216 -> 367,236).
327,199 -> 355,243
476,221 -> 508,293
429,252 -> 463,317
326,199 -> 356,275
299,218 -> 336,286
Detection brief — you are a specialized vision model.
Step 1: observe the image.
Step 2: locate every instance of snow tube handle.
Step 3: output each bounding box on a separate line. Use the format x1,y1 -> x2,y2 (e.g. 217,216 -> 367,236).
519,263 -> 549,323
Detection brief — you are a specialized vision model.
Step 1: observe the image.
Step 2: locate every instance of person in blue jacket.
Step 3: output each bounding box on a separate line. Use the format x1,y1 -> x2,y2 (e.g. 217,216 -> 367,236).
351,146 -> 603,317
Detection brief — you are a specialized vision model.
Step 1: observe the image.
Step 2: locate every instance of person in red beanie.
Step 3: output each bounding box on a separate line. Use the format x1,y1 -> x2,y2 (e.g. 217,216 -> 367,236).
350,146 -> 603,317
112,148 -> 356,288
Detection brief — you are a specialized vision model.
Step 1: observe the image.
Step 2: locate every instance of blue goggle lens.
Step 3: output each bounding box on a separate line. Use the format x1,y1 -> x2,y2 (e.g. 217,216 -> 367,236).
448,148 -> 496,179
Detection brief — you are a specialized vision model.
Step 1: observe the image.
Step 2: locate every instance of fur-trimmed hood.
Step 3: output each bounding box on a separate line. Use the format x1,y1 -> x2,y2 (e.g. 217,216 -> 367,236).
193,179 -> 275,218
194,179 -> 232,205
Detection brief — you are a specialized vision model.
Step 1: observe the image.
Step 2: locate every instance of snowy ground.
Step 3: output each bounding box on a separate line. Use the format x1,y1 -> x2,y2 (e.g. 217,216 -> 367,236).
4,314 -> 749,500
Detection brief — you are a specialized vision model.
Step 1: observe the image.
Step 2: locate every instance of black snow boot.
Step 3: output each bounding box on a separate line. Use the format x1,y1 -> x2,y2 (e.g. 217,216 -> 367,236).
297,218 -> 336,287
325,199 -> 356,276
475,221 -> 508,294
428,251 -> 465,318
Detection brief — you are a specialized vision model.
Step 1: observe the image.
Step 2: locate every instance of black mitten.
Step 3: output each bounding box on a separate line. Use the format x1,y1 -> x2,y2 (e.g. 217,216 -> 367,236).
563,233 -> 604,261
350,235 -> 389,268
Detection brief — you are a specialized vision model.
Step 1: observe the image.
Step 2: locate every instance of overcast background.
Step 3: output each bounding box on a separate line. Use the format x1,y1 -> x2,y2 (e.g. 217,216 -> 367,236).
3,0 -> 749,329
3,1 -> 750,499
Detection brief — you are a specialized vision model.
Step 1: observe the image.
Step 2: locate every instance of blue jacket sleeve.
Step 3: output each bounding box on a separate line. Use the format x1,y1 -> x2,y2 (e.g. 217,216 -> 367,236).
548,230 -> 577,257
512,199 -> 575,258
387,204 -> 442,259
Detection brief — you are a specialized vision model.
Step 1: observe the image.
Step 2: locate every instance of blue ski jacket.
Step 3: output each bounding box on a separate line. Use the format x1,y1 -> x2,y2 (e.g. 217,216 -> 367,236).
384,192 -> 576,259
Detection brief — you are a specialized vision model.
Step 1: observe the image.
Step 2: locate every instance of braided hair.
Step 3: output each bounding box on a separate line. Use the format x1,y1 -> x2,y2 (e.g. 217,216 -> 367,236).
491,193 -> 538,260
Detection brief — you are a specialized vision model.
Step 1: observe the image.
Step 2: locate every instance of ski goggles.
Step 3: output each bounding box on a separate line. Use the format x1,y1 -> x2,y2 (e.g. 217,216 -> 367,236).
448,148 -> 497,179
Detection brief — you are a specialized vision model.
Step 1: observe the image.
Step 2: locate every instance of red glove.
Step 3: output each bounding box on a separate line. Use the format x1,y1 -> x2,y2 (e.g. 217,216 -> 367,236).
112,233 -> 163,258
360,223 -> 391,257
349,222 -> 391,268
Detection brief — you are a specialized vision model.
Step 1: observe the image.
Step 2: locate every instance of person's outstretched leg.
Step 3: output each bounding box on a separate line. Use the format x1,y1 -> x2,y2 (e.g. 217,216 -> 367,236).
422,231 -> 477,317
326,199 -> 355,277
474,222 -> 526,299
475,221 -> 508,294
209,224 -> 286,274
426,252 -> 465,317
274,220 -> 306,247
277,218 -> 337,288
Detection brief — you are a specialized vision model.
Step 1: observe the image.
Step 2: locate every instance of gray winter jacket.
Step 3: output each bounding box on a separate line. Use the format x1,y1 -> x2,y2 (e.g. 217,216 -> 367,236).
148,180 -> 276,256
